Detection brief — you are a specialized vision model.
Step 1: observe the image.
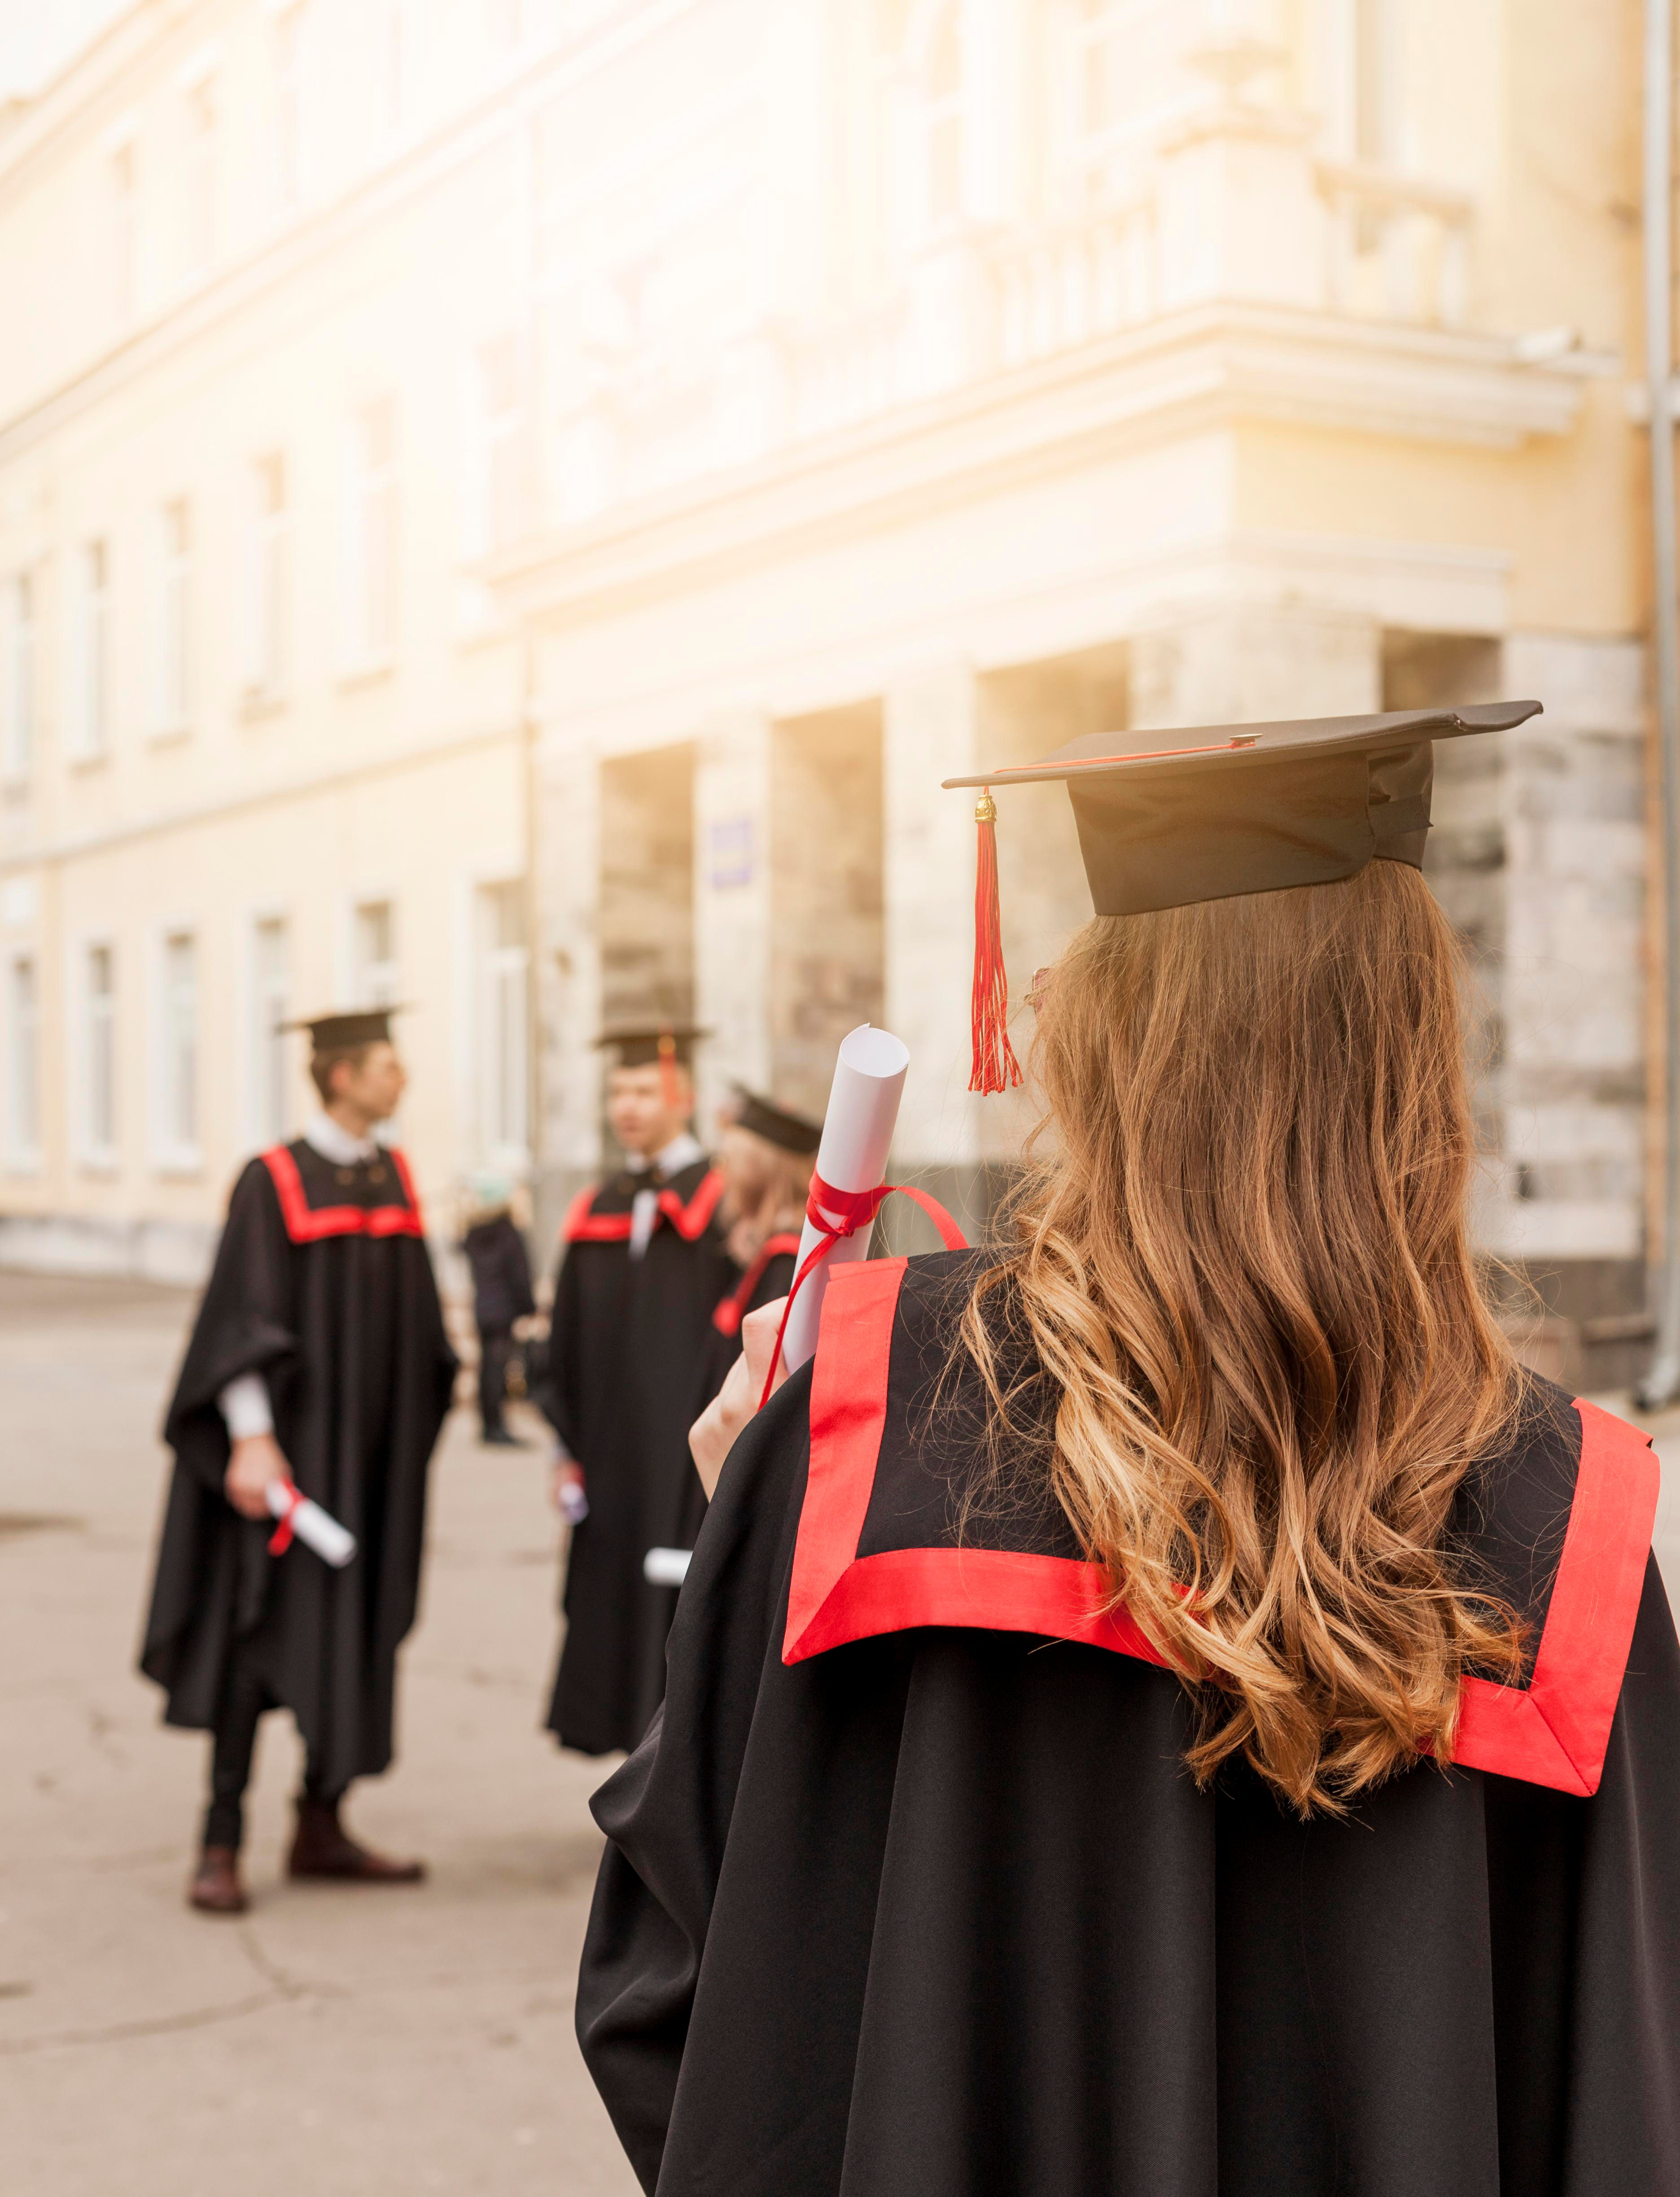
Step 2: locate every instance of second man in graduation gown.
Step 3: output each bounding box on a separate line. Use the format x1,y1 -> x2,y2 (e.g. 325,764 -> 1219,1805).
140,1013 -> 457,1913
538,1029 -> 734,1755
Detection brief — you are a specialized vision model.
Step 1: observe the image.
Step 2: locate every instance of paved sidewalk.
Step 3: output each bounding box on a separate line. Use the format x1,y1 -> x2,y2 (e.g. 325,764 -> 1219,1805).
0,1272 -> 638,2197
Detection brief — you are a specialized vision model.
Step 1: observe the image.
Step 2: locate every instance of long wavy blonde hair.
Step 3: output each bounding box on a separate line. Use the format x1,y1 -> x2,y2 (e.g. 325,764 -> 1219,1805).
962,859 -> 1525,1815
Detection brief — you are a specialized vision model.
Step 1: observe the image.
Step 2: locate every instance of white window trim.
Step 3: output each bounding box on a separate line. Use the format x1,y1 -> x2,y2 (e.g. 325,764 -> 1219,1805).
67,538 -> 112,766
337,400 -> 400,678
240,906 -> 293,1151
456,870 -> 531,1176
4,947 -> 43,1177
150,922 -> 203,1177
73,932 -> 120,1174
242,453 -> 289,705
340,888 -> 402,1012
149,499 -> 193,741
2,567 -> 37,786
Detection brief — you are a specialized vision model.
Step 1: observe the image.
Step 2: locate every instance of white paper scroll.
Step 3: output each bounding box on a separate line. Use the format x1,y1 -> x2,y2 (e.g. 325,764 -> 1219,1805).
776,1023 -> 910,1377
266,1480 -> 358,1569
643,1546 -> 693,1587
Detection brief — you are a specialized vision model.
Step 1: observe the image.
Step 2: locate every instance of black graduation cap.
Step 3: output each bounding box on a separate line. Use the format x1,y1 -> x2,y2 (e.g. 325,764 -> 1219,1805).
281,1007 -> 402,1050
595,1025 -> 708,1109
943,700 -> 1542,1094
731,1086 -> 822,1156
594,1025 -> 708,1070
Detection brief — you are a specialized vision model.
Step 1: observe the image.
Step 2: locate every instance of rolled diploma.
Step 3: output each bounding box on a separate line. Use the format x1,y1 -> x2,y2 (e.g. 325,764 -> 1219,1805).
777,1023 -> 909,1376
265,1481 -> 358,1569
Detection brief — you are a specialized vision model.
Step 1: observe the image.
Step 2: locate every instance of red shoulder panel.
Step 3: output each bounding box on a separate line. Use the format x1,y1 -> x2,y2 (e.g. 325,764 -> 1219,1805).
562,1183 -> 633,1244
783,1259 -> 1168,1672
1451,1398 -> 1658,1796
659,1167 -> 725,1243
714,1232 -> 803,1335
260,1146 -> 423,1245
783,1268 -> 1659,1800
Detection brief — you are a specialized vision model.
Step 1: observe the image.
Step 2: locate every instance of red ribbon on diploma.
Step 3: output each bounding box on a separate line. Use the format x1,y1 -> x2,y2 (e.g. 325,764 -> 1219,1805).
268,1480 -> 306,1557
759,1171 -> 968,1407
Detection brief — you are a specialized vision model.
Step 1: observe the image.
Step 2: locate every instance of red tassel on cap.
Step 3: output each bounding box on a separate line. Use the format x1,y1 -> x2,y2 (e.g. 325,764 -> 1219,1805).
657,1030 -> 682,1112
969,790 -> 1021,1096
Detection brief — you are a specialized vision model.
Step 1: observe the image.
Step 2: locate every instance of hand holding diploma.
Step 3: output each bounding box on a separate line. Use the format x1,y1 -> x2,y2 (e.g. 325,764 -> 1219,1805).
265,1478 -> 358,1568
690,1298 -> 791,1499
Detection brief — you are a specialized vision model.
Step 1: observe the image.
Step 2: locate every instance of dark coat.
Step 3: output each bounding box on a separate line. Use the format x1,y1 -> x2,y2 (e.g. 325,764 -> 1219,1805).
578,1248 -> 1680,2197
140,1142 -> 457,1791
461,1211 -> 536,1332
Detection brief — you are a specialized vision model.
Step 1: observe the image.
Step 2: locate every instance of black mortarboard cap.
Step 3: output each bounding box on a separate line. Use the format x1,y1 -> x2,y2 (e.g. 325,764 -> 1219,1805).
731,1086 -> 822,1156
943,700 -> 1542,1093
282,1007 -> 402,1050
594,1026 -> 707,1070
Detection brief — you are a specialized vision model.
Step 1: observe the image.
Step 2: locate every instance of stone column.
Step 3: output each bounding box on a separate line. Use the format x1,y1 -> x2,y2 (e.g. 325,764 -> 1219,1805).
693,709 -> 773,1137
883,659 -> 984,1172
1130,603 -> 1382,726
1494,634 -> 1646,1313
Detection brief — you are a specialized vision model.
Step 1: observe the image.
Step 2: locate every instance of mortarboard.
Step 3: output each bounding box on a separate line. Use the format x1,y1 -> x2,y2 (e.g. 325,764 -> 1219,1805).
595,1025 -> 708,1109
282,1007 -> 402,1050
943,700 -> 1542,1094
730,1086 -> 823,1156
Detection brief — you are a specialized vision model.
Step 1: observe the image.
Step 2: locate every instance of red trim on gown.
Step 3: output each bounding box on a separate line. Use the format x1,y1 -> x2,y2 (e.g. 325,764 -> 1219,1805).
784,1257 -> 1660,1799
261,1143 -> 424,1244
564,1168 -> 726,1247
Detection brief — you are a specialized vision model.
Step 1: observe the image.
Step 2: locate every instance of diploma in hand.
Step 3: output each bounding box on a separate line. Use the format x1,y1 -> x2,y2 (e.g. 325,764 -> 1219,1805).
266,1480 -> 358,1568
776,1024 -> 911,1377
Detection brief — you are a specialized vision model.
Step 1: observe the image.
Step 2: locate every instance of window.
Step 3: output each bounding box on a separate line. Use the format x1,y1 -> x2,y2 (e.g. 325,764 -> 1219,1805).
6,954 -> 39,1168
158,930 -> 198,1163
923,9 -> 964,227
153,500 -> 192,734
109,142 -> 137,327
480,335 -> 528,552
251,917 -> 290,1144
4,573 -> 35,782
83,944 -> 117,1161
353,899 -> 398,1007
181,79 -> 215,276
245,455 -> 287,697
274,6 -> 306,207
70,540 -> 110,762
477,881 -> 528,1158
343,399 -> 398,667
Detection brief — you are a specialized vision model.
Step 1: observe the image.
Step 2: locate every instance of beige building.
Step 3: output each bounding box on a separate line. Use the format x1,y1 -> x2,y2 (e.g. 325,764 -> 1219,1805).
0,0 -> 1662,1385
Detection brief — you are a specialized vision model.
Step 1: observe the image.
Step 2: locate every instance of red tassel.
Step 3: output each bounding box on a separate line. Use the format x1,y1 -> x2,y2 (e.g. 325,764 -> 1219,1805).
969,791 -> 1021,1096
657,1031 -> 682,1112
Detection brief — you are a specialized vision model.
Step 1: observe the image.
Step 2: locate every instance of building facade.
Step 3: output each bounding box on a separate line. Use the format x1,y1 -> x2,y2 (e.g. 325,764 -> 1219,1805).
0,0 -> 1659,1387
0,0 -> 550,1276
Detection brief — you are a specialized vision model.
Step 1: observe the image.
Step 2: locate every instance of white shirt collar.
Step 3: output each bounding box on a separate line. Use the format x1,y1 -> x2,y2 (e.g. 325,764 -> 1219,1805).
302,1110 -> 381,1167
624,1132 -> 705,1178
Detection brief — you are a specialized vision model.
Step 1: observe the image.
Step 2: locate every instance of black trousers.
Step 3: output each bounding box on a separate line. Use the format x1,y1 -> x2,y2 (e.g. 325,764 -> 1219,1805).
204,1635 -> 344,1850
477,1323 -> 516,1436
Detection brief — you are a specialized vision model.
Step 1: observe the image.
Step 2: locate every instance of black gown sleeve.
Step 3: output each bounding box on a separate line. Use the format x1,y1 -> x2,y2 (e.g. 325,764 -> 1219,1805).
575,1366 -> 814,2193
535,1240 -> 582,1456
161,1158 -> 300,1484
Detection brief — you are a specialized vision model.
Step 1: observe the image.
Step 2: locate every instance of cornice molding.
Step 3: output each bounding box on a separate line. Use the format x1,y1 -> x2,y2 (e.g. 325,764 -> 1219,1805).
488,301 -> 1607,630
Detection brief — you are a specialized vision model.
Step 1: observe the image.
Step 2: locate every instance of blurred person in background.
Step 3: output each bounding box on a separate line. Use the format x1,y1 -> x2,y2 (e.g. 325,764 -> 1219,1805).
581,708 -> 1680,2196
140,1011 -> 457,1916
536,1029 -> 733,1757
703,1087 -> 821,1396
458,1172 -> 536,1448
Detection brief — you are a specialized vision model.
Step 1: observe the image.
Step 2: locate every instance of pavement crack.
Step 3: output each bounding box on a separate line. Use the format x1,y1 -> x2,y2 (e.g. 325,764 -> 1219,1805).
236,1922 -> 333,2003
0,1989 -> 281,2057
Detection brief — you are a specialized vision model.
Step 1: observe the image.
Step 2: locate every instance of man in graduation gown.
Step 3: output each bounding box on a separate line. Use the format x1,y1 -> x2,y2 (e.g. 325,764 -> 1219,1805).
538,1028 -> 734,1757
141,1012 -> 457,1914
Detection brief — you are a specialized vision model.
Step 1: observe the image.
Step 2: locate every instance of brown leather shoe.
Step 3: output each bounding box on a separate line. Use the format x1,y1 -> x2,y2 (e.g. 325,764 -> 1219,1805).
287,1795 -> 425,1883
188,1844 -> 248,1914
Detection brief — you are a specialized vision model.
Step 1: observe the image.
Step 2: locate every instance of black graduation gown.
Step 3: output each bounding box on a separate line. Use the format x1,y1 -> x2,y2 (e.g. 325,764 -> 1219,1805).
140,1141 -> 457,1794
539,1157 -> 734,1756
578,1247 -> 1680,2197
